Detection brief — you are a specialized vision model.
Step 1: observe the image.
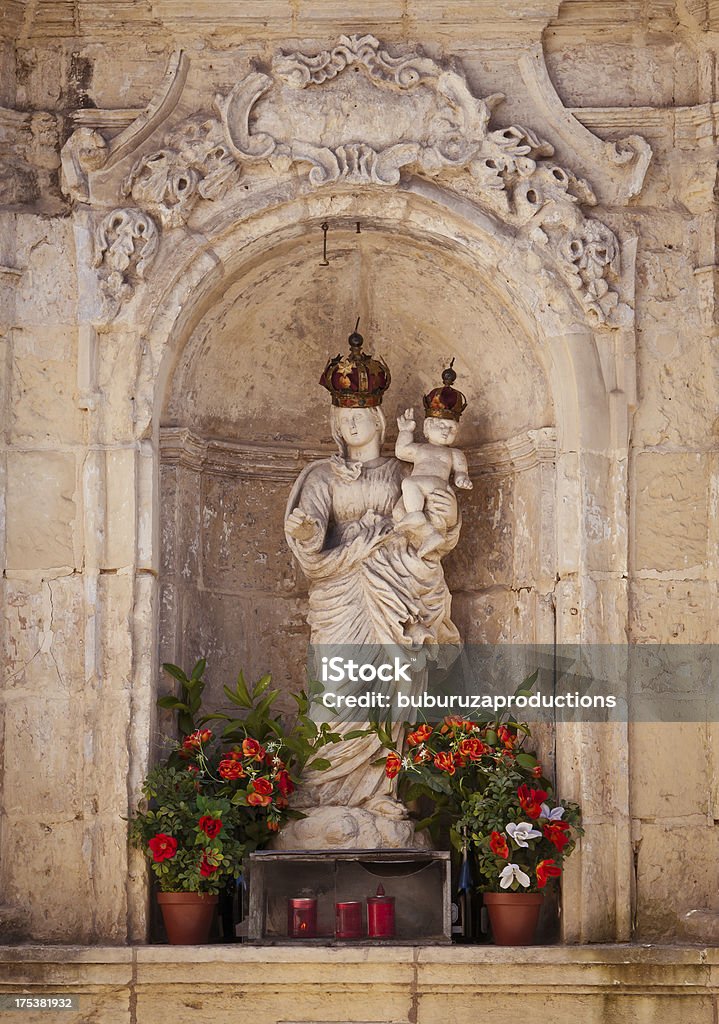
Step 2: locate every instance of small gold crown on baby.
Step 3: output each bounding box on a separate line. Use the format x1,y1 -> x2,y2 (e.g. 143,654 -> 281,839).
423,359 -> 467,421
319,318 -> 391,408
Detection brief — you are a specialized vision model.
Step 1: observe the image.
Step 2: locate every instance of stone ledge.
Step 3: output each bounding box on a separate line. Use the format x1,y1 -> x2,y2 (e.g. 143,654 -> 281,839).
1,945 -> 718,1024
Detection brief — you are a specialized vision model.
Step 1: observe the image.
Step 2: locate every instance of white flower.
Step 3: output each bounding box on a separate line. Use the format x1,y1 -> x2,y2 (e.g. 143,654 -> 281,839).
540,803 -> 565,820
506,822 -> 542,848
499,863 -> 531,889
401,757 -> 413,770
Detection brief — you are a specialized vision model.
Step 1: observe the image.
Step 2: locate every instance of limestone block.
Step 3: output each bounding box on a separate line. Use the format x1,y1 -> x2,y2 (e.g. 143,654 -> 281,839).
83,693 -> 132,815
200,473 -> 296,593
159,466 -> 178,576
97,573 -> 134,692
633,452 -> 709,572
42,573 -> 85,692
451,587 -> 535,643
175,466 -> 202,583
632,330 -> 713,448
630,722 -> 710,819
2,696 -> 84,818
5,452 -> 78,571
95,328 -> 142,444
0,820 -> 89,942
158,581 -> 178,666
175,591 -> 309,713
81,816 -> 130,942
14,218 -> 77,326
10,333 -> 82,445
630,579 -> 714,642
634,821 -> 719,941
104,449 -> 136,569
512,463 -> 553,589
581,454 -> 627,574
443,472 -> 514,592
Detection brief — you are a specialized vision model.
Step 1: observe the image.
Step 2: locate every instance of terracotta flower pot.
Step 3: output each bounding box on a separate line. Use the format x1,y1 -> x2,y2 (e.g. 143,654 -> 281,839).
157,892 -> 218,944
483,891 -> 543,946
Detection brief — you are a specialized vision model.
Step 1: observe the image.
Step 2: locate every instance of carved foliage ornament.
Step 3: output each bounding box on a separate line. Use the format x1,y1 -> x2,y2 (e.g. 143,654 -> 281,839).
122,115 -> 240,228
93,208 -> 159,317
90,35 -> 632,326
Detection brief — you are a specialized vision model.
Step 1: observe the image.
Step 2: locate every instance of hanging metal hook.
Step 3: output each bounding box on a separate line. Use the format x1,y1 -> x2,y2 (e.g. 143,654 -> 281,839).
320,222 -> 330,266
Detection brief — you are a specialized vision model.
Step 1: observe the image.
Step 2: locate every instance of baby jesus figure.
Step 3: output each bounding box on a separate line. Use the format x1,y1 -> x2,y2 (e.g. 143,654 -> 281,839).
395,410 -> 472,557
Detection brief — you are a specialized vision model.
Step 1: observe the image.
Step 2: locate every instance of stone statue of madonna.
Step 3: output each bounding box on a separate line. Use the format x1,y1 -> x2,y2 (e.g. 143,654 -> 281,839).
277,327 -> 464,849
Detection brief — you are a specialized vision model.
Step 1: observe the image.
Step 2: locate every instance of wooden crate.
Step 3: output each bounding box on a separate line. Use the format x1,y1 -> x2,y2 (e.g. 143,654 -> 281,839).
246,849 -> 451,945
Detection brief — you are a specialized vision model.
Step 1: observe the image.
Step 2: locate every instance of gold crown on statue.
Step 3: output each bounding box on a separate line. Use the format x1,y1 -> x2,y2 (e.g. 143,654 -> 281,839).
423,359 -> 467,421
320,319 -> 391,408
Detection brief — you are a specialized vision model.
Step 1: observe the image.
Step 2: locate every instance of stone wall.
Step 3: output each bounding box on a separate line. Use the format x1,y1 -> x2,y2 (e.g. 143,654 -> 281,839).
1,0 -> 718,947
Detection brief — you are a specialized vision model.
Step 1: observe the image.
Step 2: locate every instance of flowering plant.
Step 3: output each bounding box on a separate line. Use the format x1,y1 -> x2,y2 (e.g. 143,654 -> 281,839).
130,763 -> 249,894
131,661 -> 337,893
380,710 -> 544,844
454,760 -> 583,893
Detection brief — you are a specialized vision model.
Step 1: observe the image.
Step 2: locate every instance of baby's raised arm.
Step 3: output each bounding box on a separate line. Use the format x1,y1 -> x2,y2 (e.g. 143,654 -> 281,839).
395,408 -> 421,463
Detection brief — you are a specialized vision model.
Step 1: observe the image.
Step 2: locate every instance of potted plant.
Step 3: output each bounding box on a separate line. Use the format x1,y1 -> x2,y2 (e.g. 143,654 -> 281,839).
455,759 -> 583,945
131,661 -> 337,943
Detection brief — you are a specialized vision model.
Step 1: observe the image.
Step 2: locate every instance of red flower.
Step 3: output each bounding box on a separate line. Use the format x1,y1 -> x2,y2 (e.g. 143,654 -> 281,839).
413,748 -> 430,764
543,821 -> 571,852
267,819 -> 280,832
226,747 -> 243,761
532,764 -> 543,778
218,758 -> 245,780
536,859 -> 562,888
247,792 -> 272,807
385,752 -> 402,779
518,783 -> 548,819
148,834 -> 177,862
496,725 -> 515,749
276,796 -> 289,809
458,737 -> 486,762
433,751 -> 456,775
252,777 -> 273,796
489,831 -> 509,859
277,770 -> 294,798
182,728 -> 212,752
407,724 -> 433,747
453,751 -> 467,768
242,738 -> 266,761
198,815 -> 222,838
200,853 -> 219,878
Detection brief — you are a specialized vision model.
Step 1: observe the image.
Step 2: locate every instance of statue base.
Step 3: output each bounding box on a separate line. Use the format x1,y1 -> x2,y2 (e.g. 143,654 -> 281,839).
272,805 -> 432,850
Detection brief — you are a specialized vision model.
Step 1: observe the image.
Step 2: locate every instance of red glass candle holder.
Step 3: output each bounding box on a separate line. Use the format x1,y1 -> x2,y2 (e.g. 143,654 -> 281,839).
367,884 -> 395,938
335,900 -> 363,939
287,897 -> 317,938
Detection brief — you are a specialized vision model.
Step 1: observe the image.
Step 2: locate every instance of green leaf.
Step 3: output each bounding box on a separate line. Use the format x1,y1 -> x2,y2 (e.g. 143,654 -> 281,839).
156,696 -> 188,711
515,753 -> 538,770
191,659 -> 207,682
162,663 -> 189,685
306,757 -> 331,771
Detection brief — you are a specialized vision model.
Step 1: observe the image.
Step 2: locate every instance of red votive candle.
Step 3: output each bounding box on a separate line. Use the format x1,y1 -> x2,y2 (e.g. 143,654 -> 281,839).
367,883 -> 395,938
287,898 -> 317,938
335,900 -> 363,939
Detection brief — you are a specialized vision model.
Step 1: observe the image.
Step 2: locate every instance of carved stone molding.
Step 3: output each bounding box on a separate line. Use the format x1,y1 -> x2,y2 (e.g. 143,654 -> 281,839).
93,208 -> 159,318
67,35 -> 636,328
159,425 -> 557,480
519,47 -> 652,205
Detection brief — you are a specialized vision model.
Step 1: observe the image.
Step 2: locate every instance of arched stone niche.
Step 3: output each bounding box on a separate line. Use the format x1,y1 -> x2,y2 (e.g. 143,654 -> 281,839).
62,35 -> 641,943
158,226 -> 556,711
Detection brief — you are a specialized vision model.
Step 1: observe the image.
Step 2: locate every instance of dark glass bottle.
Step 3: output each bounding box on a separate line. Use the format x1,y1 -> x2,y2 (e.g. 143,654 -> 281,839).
451,844 -> 474,943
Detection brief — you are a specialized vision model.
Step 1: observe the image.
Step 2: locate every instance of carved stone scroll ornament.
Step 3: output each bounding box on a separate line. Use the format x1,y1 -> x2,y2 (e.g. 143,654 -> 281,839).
122,115 -> 240,228
214,34 -> 629,325
93,208 -> 159,318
